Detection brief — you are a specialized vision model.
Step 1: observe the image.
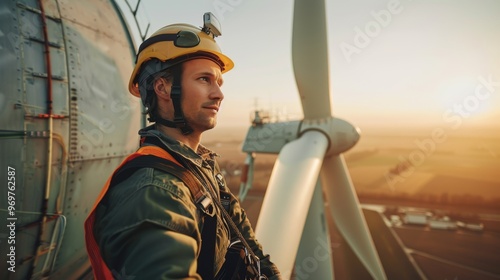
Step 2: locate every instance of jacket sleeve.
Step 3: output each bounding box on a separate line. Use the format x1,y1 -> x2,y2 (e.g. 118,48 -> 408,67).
227,190 -> 282,280
93,172 -> 203,280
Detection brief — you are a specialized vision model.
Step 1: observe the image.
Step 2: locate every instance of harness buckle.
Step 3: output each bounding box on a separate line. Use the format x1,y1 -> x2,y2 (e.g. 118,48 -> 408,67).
196,195 -> 215,217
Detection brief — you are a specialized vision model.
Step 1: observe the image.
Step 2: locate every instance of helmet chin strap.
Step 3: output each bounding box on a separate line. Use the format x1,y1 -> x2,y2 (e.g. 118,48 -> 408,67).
155,65 -> 193,135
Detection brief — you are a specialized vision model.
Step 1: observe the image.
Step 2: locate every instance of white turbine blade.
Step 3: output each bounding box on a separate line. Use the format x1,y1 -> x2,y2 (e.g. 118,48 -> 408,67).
296,180 -> 334,279
292,0 -> 332,119
321,155 -> 387,280
256,131 -> 329,278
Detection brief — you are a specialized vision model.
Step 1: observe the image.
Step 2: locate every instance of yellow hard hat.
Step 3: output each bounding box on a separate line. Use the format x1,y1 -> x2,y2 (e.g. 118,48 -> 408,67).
128,23 -> 234,97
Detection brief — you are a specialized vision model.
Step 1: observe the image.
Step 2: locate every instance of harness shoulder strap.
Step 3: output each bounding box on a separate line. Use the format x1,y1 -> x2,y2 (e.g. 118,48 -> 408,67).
112,155 -> 206,206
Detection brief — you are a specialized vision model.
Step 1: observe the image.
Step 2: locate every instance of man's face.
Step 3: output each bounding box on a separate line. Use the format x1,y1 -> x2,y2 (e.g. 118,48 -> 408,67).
180,59 -> 224,133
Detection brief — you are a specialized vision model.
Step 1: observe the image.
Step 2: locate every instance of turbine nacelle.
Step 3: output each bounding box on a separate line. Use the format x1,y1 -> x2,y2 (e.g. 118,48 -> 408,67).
242,116 -> 360,157
300,117 -> 361,157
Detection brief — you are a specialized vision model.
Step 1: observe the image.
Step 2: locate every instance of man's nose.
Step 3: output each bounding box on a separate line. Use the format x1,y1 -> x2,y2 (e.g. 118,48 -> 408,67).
211,84 -> 224,100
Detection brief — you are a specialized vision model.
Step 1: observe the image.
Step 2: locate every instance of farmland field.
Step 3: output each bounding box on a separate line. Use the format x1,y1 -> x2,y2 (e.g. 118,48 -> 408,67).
204,124 -> 500,279
206,125 -> 500,206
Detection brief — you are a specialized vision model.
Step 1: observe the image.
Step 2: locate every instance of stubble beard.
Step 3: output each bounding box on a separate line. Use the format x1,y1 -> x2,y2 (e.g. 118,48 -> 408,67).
187,112 -> 218,133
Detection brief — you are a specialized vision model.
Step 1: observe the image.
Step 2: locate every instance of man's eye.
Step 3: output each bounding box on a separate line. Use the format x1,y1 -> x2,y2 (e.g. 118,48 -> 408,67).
199,77 -> 209,82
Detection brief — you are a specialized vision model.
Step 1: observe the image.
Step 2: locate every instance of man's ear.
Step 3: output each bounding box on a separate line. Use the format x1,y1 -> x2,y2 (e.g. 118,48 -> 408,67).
154,77 -> 171,101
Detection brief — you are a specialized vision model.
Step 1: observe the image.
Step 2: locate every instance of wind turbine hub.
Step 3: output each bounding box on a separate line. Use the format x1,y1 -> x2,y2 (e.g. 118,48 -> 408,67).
300,117 -> 361,156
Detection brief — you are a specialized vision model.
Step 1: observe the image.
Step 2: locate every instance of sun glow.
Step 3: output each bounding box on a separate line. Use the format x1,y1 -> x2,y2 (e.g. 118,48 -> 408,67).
438,76 -> 495,120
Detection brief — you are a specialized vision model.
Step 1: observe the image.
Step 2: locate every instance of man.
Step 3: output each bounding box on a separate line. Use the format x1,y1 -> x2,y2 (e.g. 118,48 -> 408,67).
84,17 -> 281,280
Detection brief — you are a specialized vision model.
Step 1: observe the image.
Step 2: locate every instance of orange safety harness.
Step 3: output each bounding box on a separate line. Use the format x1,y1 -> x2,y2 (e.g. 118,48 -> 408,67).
84,146 -> 176,279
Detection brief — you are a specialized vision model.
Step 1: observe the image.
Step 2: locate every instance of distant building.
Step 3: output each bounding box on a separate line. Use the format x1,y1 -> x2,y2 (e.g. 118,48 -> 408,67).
429,216 -> 457,230
457,221 -> 484,232
403,211 -> 429,225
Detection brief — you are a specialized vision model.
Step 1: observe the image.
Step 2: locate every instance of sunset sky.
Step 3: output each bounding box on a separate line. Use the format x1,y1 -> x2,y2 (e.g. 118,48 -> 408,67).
121,0 -> 500,130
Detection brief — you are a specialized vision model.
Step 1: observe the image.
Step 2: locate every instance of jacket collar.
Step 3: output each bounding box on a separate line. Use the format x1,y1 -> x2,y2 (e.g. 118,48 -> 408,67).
138,125 -> 218,168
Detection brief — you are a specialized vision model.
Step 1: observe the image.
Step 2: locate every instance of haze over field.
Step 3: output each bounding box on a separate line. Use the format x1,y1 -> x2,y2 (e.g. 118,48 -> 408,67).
203,124 -> 500,209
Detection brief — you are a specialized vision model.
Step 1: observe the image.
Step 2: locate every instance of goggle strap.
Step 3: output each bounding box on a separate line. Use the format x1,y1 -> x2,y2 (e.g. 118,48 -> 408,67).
171,67 -> 194,135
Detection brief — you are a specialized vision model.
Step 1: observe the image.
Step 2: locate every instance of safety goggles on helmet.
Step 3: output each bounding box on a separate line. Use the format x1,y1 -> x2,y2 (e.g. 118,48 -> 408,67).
136,31 -> 201,62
